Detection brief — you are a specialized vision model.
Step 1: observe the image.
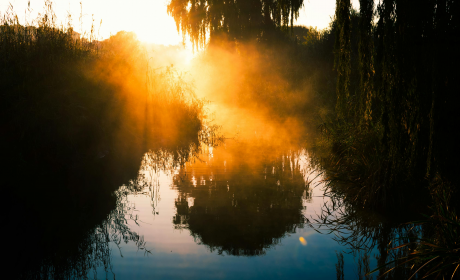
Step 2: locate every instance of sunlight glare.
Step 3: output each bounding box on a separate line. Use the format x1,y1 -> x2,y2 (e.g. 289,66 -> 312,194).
2,0 -> 183,46
299,236 -> 307,246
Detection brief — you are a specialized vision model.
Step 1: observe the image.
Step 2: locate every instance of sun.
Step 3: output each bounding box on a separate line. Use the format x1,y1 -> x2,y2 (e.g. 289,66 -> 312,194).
92,0 -> 183,46
2,0 -> 184,46
111,0 -> 183,46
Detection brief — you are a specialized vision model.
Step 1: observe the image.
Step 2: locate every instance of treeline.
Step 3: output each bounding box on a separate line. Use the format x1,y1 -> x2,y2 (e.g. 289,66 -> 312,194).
322,0 -> 460,278
328,0 -> 460,209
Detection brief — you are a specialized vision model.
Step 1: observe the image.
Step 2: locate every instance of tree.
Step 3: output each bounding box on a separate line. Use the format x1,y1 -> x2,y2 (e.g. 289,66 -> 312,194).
167,0 -> 304,49
333,0 -> 460,186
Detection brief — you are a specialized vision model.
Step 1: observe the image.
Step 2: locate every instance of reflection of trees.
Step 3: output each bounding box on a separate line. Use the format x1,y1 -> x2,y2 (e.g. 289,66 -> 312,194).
9,141 -> 202,279
13,184 -> 154,280
313,186 -> 425,280
172,142 -> 310,256
9,185 -> 148,279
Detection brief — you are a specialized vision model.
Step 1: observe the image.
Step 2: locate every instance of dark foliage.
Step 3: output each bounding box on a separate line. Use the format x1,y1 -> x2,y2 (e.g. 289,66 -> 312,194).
327,0 -> 460,277
1,5 -> 204,278
167,0 -> 304,49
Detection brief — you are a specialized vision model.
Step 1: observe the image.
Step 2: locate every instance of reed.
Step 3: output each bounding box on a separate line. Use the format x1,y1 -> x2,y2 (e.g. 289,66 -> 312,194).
2,2 -> 208,278
365,176 -> 460,279
0,1 -> 205,188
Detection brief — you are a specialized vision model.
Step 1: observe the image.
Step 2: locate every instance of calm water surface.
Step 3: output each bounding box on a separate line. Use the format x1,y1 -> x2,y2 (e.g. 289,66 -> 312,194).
10,106 -> 385,279
85,139 -> 378,280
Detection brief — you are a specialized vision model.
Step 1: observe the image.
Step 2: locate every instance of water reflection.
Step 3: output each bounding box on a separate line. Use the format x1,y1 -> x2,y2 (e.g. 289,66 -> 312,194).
11,131 -> 416,279
8,137 -> 201,279
167,141 -> 313,256
312,175 -> 425,279
13,185 -> 151,280
74,139 -> 440,278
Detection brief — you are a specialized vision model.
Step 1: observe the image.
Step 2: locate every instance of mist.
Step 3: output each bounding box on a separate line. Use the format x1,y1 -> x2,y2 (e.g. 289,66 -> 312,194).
4,0 -> 459,279
176,34 -> 335,149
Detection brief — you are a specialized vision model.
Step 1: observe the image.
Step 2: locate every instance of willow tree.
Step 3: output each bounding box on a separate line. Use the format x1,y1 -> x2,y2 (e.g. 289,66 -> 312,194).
358,0 -> 374,124
167,0 -> 304,49
334,0 -> 460,186
334,0 -> 352,118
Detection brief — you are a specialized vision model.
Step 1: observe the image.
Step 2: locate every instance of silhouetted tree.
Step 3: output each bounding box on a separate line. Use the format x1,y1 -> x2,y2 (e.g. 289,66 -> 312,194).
333,0 -> 460,187
167,0 -> 304,49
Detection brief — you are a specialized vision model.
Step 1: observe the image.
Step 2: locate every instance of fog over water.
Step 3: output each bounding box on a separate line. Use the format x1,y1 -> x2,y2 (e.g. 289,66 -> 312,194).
85,110 -> 373,279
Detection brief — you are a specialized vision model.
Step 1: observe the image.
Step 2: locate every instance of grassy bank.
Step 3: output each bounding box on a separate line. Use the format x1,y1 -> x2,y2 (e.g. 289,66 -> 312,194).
1,3 -> 206,278
1,3 -> 203,191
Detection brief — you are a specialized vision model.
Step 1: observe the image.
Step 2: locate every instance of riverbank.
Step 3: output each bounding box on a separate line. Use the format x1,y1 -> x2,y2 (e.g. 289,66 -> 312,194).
1,8 -> 205,276
1,7 -> 204,189
312,3 -> 460,278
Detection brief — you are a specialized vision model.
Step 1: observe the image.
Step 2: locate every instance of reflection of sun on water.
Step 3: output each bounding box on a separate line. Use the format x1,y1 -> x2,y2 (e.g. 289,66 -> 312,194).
299,237 -> 307,246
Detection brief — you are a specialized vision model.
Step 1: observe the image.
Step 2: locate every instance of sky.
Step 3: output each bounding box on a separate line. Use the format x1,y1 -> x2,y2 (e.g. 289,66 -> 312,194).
0,0 -> 360,46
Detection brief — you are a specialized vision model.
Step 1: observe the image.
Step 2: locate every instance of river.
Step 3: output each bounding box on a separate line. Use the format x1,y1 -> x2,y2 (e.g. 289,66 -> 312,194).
87,140 -> 376,280
11,104 -> 390,280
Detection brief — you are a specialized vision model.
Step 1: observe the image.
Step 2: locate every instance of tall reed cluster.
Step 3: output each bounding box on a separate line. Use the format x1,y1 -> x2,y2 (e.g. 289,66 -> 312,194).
2,2 -> 205,278
1,1 -> 204,187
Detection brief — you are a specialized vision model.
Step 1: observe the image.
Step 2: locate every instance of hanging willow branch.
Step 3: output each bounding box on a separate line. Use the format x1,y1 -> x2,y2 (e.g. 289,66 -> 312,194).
167,0 -> 304,49
334,0 -> 352,118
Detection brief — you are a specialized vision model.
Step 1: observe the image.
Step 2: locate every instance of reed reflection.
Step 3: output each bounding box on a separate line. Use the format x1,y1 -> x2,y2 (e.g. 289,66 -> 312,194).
9,138 -> 202,280
14,183 -> 152,280
170,141 -> 313,256
313,179 -> 425,280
